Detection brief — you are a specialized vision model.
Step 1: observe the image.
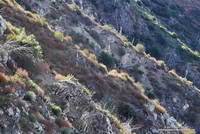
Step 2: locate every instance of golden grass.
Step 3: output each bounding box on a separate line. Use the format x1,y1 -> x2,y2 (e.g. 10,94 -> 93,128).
108,70 -> 134,83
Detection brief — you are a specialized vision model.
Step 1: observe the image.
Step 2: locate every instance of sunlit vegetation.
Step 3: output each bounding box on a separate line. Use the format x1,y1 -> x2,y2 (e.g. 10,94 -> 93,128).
102,24 -> 113,31
135,44 -> 145,53
6,23 -> 43,57
122,41 -> 132,47
69,2 -> 79,11
51,105 -> 62,116
0,0 -> 5,8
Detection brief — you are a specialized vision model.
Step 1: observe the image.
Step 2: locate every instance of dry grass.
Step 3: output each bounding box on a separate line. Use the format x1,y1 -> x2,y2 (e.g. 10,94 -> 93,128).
53,71 -> 70,82
134,82 -> 145,93
9,68 -> 28,83
169,69 -> 193,86
150,100 -> 166,114
181,128 -> 196,134
108,70 -> 134,83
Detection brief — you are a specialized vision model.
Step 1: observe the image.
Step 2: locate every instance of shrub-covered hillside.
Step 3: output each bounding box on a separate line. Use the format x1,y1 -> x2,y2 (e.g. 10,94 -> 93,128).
0,0 -> 199,134
66,0 -> 200,89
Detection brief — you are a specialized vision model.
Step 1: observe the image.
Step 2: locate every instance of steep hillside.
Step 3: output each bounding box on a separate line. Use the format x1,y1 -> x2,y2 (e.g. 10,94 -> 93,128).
66,0 -> 200,89
0,0 -> 199,134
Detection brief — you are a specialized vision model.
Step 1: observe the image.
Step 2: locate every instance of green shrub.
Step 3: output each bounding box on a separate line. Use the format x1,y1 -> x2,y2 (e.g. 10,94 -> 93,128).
0,95 -> 5,107
146,90 -> 157,100
0,0 -> 5,8
29,114 -> 37,123
69,2 -> 79,11
6,25 -> 43,57
157,60 -> 165,69
51,105 -> 62,116
54,31 -> 64,41
132,64 -> 144,75
19,116 -> 29,129
147,46 -> 161,58
64,36 -> 73,42
98,50 -> 115,68
171,32 -> 178,39
135,44 -> 145,53
27,79 -> 37,89
61,127 -> 73,134
122,41 -> 132,47
117,103 -> 136,119
102,24 -> 113,31
24,91 -> 36,102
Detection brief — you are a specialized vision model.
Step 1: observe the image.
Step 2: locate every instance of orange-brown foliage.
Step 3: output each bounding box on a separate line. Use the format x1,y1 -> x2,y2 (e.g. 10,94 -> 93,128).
15,68 -> 29,78
0,72 -> 8,83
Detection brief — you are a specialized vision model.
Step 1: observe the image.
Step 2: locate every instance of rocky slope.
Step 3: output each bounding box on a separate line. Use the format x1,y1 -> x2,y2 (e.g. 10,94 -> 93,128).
66,0 -> 200,89
0,0 -> 199,134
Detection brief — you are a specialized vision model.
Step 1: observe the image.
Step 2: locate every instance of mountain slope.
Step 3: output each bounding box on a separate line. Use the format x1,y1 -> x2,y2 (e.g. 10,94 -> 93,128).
66,0 -> 200,89
0,0 -> 199,134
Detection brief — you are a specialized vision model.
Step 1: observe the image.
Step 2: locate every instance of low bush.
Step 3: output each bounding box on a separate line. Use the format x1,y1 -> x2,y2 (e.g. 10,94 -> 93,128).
135,44 -> 145,53
145,90 -> 157,100
54,31 -> 64,41
0,0 -> 5,8
51,105 -> 62,116
102,24 -> 113,31
24,91 -> 36,102
98,50 -> 115,68
117,103 -> 136,119
64,36 -> 73,42
147,46 -> 161,58
157,60 -> 165,69
0,95 -> 5,107
122,41 -> 132,47
171,32 -> 178,39
6,24 -> 43,57
61,127 -> 73,134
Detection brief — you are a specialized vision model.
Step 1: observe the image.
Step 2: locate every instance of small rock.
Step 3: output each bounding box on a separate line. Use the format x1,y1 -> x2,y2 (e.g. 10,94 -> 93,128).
7,107 -> 14,116
172,97 -> 177,103
183,104 -> 189,111
166,117 -> 177,128
0,109 -> 4,115
0,15 -> 6,36
153,113 -> 157,120
151,128 -> 159,133
34,122 -> 44,133
147,103 -> 155,112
